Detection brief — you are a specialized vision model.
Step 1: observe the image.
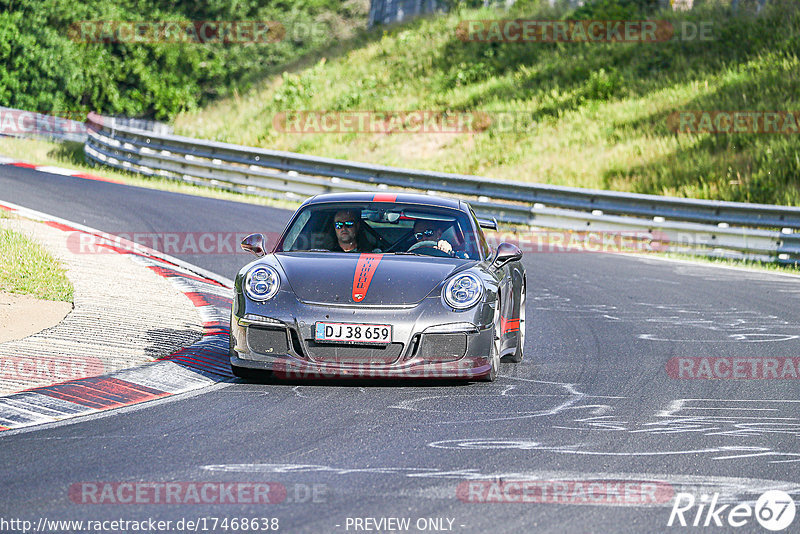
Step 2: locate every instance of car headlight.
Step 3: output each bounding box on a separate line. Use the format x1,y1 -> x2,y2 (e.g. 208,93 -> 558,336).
443,273 -> 483,309
245,266 -> 280,301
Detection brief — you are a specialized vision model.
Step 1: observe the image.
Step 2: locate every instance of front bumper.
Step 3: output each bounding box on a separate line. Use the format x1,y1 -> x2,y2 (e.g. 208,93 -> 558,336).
230,290 -> 495,380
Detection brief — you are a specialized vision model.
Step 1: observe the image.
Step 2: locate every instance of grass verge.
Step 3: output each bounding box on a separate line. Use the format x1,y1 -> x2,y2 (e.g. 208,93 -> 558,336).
0,211 -> 74,301
637,251 -> 800,275
173,0 -> 800,206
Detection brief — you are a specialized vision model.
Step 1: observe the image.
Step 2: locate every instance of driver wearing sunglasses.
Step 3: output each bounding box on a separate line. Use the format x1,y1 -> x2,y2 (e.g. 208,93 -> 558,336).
411,220 -> 454,256
332,210 -> 362,252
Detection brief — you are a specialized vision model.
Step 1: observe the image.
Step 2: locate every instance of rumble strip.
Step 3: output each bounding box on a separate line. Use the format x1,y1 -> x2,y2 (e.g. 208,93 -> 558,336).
0,199 -> 234,432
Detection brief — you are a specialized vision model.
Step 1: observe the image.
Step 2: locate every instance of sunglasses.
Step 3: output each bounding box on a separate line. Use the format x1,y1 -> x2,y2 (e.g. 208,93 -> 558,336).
414,229 -> 436,240
334,220 -> 356,229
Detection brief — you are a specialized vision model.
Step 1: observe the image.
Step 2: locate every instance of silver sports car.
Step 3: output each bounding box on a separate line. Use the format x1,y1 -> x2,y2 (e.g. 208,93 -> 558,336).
229,192 -> 525,381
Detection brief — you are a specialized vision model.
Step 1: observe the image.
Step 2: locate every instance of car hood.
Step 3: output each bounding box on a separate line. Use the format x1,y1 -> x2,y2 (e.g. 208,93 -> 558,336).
274,252 -> 469,306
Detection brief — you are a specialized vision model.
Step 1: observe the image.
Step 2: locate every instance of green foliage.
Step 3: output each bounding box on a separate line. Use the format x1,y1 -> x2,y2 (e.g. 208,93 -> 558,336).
584,67 -> 623,100
571,0 -> 661,19
12,0 -> 793,206
0,0 -> 365,119
272,72 -> 314,109
172,0 -> 797,206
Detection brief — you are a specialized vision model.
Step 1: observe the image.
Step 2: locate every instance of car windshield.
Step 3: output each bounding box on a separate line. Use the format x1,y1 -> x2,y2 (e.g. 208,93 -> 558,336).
276,202 -> 481,260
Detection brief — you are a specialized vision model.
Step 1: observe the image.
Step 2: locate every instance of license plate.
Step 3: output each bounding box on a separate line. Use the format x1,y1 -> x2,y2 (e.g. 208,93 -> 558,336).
314,322 -> 392,344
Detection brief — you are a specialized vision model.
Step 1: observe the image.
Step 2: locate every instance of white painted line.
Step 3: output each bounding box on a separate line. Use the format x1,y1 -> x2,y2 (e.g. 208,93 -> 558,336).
0,198 -> 233,287
0,393 -> 91,417
35,166 -> 79,176
115,361 -> 217,393
0,382 -> 232,437
0,400 -> 67,428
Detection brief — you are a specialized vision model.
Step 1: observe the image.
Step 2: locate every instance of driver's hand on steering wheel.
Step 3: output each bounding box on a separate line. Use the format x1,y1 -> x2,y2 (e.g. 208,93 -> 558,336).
436,240 -> 453,255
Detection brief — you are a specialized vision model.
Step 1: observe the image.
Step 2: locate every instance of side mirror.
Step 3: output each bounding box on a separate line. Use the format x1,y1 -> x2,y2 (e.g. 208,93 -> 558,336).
241,233 -> 266,257
478,217 -> 498,231
492,242 -> 522,269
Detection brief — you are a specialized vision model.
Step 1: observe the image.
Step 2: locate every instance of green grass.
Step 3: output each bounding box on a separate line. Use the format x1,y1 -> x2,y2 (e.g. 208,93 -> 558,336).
642,251 -> 800,275
172,0 -> 800,206
0,215 -> 74,301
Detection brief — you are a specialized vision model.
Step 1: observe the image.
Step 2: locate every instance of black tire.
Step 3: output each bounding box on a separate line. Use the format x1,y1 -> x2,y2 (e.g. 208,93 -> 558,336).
231,364 -> 263,380
480,301 -> 501,382
505,280 -> 526,363
229,332 -> 268,380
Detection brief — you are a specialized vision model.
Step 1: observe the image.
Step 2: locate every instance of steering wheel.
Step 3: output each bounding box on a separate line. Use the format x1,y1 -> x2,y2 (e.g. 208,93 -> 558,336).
408,240 -> 452,257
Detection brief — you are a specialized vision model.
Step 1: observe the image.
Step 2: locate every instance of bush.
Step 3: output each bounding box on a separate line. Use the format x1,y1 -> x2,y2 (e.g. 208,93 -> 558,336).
0,0 -> 366,119
571,0 -> 662,19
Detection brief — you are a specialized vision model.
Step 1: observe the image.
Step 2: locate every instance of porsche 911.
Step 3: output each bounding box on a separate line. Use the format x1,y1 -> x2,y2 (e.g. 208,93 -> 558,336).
229,192 -> 525,381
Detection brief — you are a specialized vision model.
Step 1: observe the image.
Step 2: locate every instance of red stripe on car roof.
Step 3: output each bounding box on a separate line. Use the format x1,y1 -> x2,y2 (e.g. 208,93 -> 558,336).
373,193 -> 397,202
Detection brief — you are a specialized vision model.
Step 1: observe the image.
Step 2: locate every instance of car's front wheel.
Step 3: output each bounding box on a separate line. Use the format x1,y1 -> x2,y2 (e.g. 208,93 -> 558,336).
229,332 -> 268,380
505,280 -> 526,363
231,363 -> 262,380
480,302 -> 501,382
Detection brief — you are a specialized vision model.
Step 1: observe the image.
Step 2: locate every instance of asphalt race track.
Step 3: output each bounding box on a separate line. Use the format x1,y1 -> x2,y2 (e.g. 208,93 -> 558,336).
1,166 -> 799,533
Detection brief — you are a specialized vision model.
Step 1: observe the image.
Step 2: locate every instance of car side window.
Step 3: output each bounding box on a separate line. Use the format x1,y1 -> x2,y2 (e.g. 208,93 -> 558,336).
281,210 -> 312,251
469,208 -> 491,259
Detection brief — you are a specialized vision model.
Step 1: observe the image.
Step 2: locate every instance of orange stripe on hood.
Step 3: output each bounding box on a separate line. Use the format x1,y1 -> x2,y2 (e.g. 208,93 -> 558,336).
352,254 -> 383,302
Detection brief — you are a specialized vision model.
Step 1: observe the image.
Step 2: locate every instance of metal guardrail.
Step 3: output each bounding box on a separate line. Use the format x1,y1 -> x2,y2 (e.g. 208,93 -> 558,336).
0,107 -> 88,143
84,112 -> 800,263
368,0 -> 445,27
0,107 -> 173,144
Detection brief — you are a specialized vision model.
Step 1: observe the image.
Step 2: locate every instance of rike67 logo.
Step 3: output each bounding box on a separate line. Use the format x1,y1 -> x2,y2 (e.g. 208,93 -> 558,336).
668,490 -> 796,531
